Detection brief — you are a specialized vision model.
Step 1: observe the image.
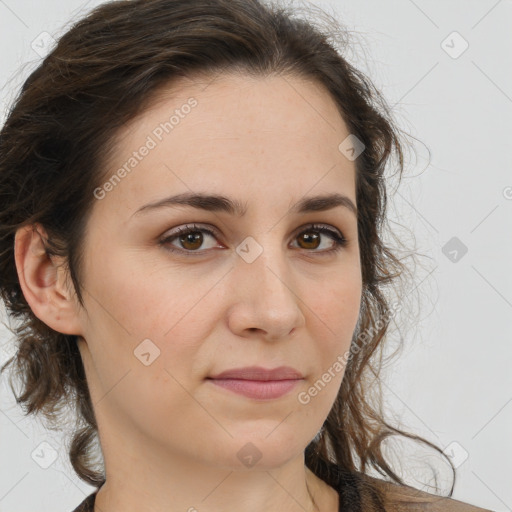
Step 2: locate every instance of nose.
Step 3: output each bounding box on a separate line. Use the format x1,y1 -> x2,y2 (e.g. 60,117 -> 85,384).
226,240 -> 306,341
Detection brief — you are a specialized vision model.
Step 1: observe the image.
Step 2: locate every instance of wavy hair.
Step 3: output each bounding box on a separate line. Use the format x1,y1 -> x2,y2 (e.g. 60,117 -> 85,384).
0,0 -> 454,505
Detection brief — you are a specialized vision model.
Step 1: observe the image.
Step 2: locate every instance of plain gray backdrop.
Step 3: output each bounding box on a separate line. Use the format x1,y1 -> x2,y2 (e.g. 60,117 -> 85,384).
0,0 -> 510,511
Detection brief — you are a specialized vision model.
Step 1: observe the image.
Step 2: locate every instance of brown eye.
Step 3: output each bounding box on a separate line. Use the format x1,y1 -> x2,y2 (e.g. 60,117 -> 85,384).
160,223 -> 347,257
161,224 -> 220,255
297,230 -> 321,250
178,231 -> 204,251
292,224 -> 347,254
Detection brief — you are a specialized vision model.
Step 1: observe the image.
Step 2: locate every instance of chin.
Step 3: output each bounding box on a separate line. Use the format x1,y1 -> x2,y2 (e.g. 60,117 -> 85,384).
224,435 -> 307,471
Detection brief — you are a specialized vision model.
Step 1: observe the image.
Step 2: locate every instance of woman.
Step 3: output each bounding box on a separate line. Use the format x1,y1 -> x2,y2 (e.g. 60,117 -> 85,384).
0,0 -> 494,511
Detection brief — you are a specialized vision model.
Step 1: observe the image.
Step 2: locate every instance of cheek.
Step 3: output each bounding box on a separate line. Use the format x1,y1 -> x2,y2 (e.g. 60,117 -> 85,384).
86,249 -> 213,338
80,257 -> 212,424
307,273 -> 362,390
311,270 -> 362,334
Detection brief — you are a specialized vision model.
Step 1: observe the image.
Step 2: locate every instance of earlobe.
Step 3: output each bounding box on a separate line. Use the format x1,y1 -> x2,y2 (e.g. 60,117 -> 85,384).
14,224 -> 83,336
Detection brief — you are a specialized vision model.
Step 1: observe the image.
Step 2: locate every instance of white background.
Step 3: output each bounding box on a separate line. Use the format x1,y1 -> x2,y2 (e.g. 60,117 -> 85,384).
0,0 -> 510,511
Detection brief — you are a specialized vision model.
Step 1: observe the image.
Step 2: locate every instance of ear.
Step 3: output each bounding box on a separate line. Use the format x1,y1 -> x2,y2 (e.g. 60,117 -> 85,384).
14,224 -> 83,336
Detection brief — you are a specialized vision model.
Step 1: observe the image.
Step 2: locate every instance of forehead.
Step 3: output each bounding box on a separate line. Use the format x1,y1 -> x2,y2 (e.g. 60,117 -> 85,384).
94,73 -> 357,219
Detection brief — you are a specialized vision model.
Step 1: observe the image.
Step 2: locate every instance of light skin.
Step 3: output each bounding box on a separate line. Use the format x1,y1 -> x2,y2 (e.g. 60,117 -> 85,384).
15,73 -> 362,512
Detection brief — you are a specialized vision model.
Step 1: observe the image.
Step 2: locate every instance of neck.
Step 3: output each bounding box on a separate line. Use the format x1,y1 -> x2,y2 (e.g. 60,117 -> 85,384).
93,434 -> 337,512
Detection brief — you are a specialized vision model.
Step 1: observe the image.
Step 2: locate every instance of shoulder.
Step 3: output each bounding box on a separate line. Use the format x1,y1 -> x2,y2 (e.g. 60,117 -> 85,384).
358,472 -> 494,512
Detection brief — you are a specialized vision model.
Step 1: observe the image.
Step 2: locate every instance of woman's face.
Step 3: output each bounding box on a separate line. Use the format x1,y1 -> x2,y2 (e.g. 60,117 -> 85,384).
76,73 -> 362,471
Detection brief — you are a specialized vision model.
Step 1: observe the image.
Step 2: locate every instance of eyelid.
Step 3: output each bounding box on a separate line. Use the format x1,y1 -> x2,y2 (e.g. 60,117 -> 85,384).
292,223 -> 347,252
292,222 -> 343,239
159,222 -> 347,255
160,223 -> 222,250
161,223 -> 223,244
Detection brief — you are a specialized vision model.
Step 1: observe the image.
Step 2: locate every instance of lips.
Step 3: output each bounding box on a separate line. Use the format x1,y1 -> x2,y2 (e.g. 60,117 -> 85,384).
208,365 -> 303,381
206,366 -> 304,400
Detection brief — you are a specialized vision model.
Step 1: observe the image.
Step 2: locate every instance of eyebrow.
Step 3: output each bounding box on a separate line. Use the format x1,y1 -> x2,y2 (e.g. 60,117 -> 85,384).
132,191 -> 357,218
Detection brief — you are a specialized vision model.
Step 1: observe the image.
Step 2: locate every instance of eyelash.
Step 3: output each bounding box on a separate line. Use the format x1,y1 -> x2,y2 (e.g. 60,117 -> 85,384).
159,223 -> 347,257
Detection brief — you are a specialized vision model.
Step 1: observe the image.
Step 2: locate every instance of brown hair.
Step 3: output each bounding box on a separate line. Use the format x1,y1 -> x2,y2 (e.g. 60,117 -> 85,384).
0,0 -> 454,506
